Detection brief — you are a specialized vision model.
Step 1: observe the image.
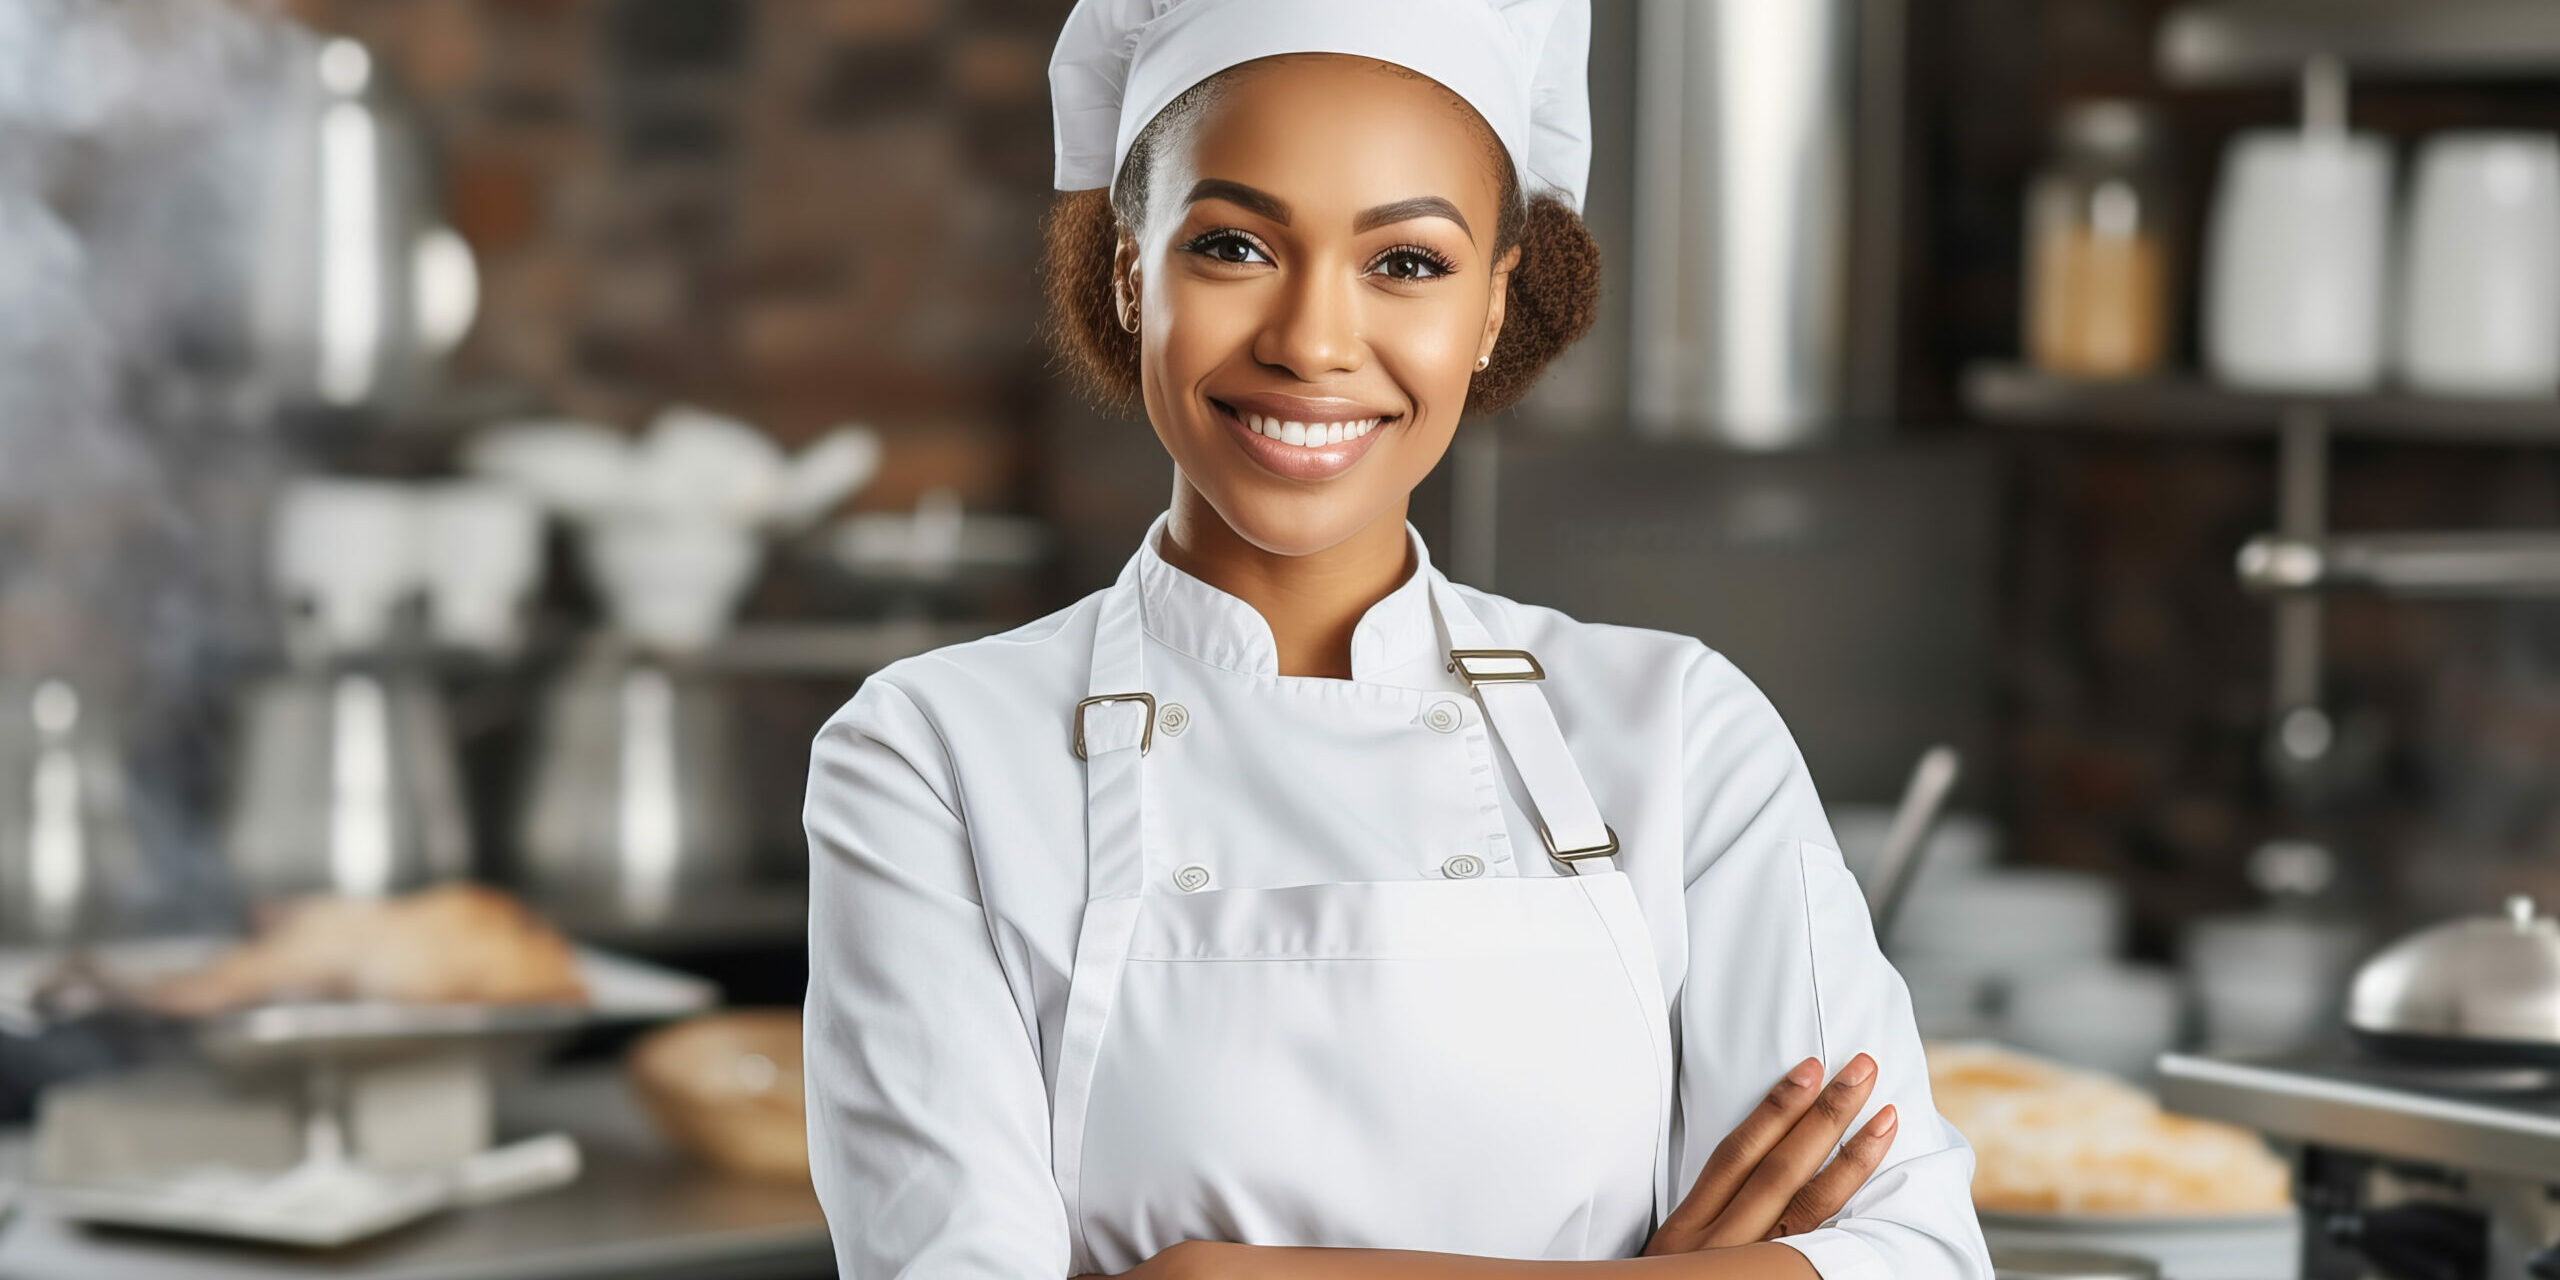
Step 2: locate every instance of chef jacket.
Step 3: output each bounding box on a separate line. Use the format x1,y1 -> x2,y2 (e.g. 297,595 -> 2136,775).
803,514 -> 1993,1279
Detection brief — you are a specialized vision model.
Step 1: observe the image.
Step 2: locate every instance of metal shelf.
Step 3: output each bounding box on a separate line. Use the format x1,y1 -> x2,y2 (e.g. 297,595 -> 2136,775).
2240,531 -> 2560,597
1965,363 -> 2560,445
2162,1 -> 2560,86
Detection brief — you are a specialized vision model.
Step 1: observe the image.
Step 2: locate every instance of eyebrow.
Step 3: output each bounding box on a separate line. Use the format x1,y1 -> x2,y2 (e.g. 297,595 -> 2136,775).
1183,179 -> 1474,241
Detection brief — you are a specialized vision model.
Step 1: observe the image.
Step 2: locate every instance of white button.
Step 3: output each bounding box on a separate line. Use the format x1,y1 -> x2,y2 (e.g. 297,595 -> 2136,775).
1158,702 -> 1190,736
1423,700 -> 1464,733
1441,854 -> 1486,879
1173,864 -> 1213,892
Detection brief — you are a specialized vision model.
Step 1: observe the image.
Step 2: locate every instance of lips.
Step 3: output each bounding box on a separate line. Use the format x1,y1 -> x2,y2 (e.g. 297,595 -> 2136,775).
1209,397 -> 1399,482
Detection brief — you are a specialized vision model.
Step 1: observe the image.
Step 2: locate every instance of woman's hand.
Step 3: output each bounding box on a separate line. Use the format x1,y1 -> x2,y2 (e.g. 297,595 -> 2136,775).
1075,1070 -> 1898,1280
1643,1053 -> 1899,1254
1073,1239 -> 1253,1280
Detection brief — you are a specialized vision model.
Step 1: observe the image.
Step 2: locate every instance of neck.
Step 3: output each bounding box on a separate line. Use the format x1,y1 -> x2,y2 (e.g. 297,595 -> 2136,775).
1158,477 -> 1416,680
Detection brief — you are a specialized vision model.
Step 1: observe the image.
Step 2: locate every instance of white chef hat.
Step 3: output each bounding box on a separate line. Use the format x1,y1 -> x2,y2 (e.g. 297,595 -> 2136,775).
1050,0 -> 1592,214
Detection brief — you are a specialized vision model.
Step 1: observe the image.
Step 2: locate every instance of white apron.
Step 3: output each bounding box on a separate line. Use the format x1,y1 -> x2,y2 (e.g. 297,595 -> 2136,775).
1048,558 -> 1676,1275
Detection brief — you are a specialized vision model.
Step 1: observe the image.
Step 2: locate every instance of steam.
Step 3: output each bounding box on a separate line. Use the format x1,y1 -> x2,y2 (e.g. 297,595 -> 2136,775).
0,0 -> 299,922
0,0 -> 286,690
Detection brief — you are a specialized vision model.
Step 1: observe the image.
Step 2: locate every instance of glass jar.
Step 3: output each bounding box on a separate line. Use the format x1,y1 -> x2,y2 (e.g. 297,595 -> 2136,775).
2024,100 -> 2171,380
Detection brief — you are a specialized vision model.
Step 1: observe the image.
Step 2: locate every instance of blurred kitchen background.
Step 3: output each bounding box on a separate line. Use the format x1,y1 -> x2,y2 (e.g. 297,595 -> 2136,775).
15,0 -> 2560,1276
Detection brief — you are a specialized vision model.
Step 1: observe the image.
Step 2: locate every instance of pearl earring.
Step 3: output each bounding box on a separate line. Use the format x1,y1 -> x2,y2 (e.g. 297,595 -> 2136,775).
1474,354 -> 1490,371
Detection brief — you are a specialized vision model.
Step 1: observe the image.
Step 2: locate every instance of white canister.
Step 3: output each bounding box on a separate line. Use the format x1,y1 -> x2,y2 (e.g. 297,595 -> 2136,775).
2397,131 -> 2560,398
2204,130 -> 2396,393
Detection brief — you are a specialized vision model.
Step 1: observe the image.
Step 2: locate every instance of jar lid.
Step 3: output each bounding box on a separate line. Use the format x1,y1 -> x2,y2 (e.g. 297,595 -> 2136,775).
2054,99 -> 2158,162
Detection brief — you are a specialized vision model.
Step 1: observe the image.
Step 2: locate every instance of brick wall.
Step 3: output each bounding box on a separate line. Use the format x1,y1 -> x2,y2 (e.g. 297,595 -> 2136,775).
285,0 -> 1072,512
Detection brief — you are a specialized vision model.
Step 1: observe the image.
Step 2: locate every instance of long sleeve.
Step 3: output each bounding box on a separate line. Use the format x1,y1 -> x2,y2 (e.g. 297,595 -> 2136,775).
803,676 -> 1073,1279
1671,646 -> 1993,1280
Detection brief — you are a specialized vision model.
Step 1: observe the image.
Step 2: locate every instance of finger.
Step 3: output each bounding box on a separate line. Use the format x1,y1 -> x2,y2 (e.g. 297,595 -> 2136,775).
1643,1057 -> 1824,1255
1697,1053 -> 1881,1247
1769,1104 -> 1898,1239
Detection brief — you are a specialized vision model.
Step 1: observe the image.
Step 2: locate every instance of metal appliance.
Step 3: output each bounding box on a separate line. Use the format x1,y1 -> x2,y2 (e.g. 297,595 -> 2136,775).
0,681 -> 142,944
224,665 -> 473,900
516,643 -> 752,931
245,30 -> 477,415
2161,1051 -> 2560,1280
1626,0 -> 1904,445
2347,895 -> 2560,1065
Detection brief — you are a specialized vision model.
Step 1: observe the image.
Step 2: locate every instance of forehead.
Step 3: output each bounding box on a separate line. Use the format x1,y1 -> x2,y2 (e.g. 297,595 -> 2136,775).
1161,55 -> 1506,221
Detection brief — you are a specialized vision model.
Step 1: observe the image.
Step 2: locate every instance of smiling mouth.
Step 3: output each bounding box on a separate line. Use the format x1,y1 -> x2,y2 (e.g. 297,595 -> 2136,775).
1208,398 -> 1399,481
1233,408 -> 1384,447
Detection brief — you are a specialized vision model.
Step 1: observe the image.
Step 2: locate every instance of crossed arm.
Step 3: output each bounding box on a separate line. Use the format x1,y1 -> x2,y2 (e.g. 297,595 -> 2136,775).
1076,1054 -> 1900,1280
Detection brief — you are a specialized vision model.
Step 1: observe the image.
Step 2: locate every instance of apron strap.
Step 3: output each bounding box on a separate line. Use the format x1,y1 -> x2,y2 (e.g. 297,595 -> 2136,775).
1051,557 -> 1154,1272
1427,575 -> 1618,876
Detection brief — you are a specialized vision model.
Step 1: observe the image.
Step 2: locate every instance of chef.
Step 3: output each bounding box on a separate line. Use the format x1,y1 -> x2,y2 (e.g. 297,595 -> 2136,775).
802,1 -> 1994,1277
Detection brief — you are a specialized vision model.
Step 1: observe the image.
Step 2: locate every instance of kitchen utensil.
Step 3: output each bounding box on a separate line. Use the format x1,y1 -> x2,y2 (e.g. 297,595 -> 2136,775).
579,513 -> 764,652
2006,962 -> 2185,1083
1864,743 -> 1960,939
40,1122 -> 579,1248
415,481 -> 542,654
517,646 -> 752,930
2347,894 -> 2560,1065
2188,914 -> 2366,1057
1832,805 -> 1996,893
1889,868 -> 2126,1043
2397,131 -> 2560,398
772,428 -> 883,533
627,1010 -> 806,1181
1891,868 -> 2126,970
245,32 -> 476,414
2183,839 -> 2365,1058
0,680 -> 142,945
225,666 -> 470,901
1630,0 -> 1858,445
2204,129 -> 2395,392
271,478 -> 419,656
461,420 -> 634,521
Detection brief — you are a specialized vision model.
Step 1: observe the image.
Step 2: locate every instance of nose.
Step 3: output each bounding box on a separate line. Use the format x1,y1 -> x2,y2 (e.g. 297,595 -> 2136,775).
1252,259 -> 1364,380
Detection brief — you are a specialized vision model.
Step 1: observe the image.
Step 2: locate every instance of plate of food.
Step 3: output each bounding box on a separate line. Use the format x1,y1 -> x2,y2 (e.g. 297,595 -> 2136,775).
0,884 -> 718,1063
1928,1042 -> 2301,1280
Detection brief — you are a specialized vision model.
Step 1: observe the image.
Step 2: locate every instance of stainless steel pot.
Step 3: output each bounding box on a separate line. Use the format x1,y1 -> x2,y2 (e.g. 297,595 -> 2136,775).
2347,894 -> 2560,1063
0,680 -> 143,944
223,667 -> 472,901
516,648 -> 752,930
245,30 -> 476,414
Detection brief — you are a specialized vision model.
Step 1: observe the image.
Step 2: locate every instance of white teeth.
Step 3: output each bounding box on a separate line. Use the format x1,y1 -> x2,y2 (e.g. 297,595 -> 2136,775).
1237,410 -> 1385,446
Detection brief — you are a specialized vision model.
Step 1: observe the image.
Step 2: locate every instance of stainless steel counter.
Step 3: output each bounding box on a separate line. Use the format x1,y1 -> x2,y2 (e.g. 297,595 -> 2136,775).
2158,1051 -> 2560,1182
0,1065 -> 833,1280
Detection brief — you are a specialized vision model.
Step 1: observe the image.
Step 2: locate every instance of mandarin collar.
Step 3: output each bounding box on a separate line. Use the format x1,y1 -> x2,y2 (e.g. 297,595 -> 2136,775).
1134,511 -> 1444,681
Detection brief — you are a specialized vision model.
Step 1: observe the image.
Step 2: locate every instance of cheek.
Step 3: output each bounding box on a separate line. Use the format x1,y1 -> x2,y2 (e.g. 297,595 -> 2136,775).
1142,274 -> 1257,394
1375,292 -> 1492,412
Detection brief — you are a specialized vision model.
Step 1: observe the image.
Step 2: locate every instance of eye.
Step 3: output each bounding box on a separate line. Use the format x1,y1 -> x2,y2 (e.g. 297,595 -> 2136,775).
1370,244 -> 1457,282
1182,229 -> 1272,266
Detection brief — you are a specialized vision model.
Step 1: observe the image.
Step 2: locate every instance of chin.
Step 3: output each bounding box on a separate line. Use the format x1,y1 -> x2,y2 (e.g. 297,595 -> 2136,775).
1190,473 -> 1404,559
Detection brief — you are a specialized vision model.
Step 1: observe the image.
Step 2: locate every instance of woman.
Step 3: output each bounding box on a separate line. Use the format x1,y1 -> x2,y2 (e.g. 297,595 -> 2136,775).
803,2 -> 1993,1276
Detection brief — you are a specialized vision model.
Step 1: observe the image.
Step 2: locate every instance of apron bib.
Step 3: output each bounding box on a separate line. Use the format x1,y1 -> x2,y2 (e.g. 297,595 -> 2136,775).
1049,560 -> 1674,1274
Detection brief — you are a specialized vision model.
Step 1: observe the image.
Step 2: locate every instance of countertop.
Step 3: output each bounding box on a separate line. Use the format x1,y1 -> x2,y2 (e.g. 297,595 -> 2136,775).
0,1064 -> 834,1280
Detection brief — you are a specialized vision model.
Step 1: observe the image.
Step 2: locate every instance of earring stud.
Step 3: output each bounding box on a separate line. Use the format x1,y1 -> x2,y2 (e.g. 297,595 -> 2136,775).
1474,354 -> 1490,371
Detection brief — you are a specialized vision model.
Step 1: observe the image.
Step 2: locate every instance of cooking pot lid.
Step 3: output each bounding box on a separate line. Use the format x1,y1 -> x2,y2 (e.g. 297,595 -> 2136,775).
2348,895 -> 2560,1050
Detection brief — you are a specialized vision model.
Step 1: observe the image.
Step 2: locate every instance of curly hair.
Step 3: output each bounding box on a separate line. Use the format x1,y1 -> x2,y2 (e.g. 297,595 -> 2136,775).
1039,66 -> 1600,417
